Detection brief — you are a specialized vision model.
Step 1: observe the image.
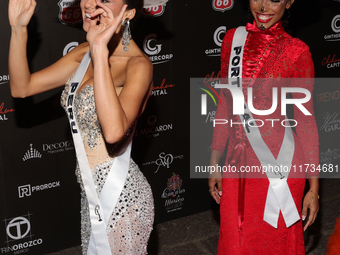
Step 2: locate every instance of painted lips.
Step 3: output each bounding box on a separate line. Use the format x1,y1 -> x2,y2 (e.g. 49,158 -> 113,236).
256,13 -> 274,23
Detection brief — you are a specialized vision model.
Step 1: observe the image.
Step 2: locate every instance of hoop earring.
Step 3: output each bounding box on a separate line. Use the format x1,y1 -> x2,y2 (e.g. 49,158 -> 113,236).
122,19 -> 131,53
285,9 -> 291,19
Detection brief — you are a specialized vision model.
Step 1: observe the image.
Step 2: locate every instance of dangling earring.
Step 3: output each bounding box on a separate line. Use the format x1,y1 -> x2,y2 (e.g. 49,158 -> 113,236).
122,19 -> 131,53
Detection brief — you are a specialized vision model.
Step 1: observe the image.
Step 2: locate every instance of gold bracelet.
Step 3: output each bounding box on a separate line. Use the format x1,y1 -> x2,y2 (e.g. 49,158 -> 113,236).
309,190 -> 320,199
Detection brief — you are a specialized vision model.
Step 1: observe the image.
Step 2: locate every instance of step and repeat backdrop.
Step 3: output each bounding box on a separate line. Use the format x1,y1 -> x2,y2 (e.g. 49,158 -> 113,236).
0,0 -> 339,254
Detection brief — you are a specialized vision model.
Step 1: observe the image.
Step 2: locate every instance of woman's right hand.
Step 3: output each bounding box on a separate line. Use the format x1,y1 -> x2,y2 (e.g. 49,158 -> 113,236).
208,171 -> 222,204
8,0 -> 36,28
209,150 -> 223,204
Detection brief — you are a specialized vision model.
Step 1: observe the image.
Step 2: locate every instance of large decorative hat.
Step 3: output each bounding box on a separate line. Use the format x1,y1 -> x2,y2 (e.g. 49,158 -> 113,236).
144,0 -> 169,8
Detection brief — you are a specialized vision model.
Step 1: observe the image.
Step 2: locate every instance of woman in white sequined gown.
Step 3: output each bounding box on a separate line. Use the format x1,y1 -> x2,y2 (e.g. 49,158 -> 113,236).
8,0 -> 155,254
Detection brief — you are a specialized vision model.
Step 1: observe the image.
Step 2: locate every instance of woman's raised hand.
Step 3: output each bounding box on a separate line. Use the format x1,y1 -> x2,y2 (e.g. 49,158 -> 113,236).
8,0 -> 37,28
86,0 -> 127,50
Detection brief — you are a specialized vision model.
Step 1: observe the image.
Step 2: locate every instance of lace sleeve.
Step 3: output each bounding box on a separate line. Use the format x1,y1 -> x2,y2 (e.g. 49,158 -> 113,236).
290,47 -> 319,177
211,29 -> 236,152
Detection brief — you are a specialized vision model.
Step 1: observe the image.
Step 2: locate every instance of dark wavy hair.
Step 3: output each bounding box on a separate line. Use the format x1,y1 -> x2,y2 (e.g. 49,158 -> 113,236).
124,0 -> 143,20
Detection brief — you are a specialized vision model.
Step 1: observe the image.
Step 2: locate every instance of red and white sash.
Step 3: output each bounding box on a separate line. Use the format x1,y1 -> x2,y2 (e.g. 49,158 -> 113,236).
217,26 -> 300,228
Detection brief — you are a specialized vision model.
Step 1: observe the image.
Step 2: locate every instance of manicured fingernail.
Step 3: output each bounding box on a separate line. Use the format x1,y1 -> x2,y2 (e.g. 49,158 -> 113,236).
219,191 -> 222,196
217,202 -> 220,204
302,215 -> 306,221
304,227 -> 307,231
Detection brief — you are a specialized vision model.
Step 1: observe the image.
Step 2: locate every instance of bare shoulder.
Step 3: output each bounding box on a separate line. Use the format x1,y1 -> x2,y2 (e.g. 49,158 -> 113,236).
64,42 -> 90,63
126,55 -> 153,77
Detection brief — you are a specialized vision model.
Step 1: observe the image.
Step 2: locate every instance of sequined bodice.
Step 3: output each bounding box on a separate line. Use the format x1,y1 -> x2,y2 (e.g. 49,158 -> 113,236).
60,79 -> 154,254
61,83 -> 108,159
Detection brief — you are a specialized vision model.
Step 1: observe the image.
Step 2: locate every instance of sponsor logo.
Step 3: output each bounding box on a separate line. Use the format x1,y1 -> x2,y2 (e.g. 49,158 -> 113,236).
0,102 -> 15,121
18,181 -> 61,198
0,74 -> 9,85
212,0 -> 233,12
142,5 -> 166,17
205,26 -> 226,57
6,217 -> 31,240
142,152 -> 184,173
18,185 -> 31,198
42,140 -> 74,154
58,0 -> 82,25
134,115 -> 173,138
143,34 -> 173,64
151,78 -> 175,96
161,173 -> 185,213
332,15 -> 340,33
322,54 -> 340,69
320,148 -> 340,164
319,112 -> 340,132
204,70 -> 222,90
316,90 -> 340,103
1,213 -> 43,254
22,144 -> 42,161
63,42 -> 79,56
324,14 -> 340,41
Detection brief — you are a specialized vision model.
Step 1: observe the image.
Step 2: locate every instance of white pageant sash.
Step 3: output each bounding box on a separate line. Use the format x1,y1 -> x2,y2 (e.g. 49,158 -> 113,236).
225,27 -> 300,228
66,51 -> 132,254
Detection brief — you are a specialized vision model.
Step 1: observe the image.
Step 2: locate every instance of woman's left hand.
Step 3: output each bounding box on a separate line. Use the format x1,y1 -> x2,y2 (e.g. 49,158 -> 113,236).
86,0 -> 127,50
302,190 -> 319,231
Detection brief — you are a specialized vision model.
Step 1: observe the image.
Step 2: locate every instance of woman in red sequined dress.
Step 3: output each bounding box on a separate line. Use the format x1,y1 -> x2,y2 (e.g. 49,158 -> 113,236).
208,0 -> 319,254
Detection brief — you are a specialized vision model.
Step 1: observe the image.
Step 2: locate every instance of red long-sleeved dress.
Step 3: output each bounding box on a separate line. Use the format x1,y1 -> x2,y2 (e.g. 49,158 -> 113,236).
212,21 -> 319,254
